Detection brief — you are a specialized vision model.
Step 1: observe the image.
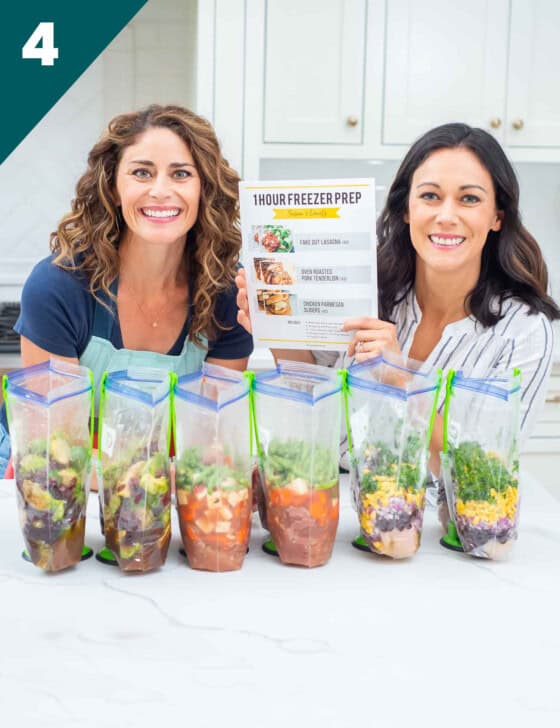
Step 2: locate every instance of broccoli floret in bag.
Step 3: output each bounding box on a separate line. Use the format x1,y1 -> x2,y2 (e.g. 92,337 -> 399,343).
70,445 -> 89,471
264,439 -> 338,489
175,447 -> 202,490
176,447 -> 248,493
450,441 -> 519,558
453,441 -> 517,501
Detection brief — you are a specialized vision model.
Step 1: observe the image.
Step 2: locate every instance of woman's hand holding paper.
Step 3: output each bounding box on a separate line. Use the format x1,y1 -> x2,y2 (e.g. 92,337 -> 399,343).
343,317 -> 403,363
235,268 -> 252,334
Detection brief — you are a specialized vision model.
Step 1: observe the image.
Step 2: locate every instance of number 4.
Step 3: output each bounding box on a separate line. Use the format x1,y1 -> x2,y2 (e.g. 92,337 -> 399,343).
22,22 -> 59,66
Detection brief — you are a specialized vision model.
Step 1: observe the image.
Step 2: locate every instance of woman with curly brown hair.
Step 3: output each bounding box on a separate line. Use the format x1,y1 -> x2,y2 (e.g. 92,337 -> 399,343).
14,105 -> 252,380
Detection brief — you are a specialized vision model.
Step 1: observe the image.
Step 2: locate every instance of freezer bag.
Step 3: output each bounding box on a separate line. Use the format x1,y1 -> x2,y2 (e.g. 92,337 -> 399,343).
3,359 -> 93,571
346,356 -> 441,559
440,369 -> 521,559
253,361 -> 341,567
174,362 -> 252,572
98,367 -> 172,572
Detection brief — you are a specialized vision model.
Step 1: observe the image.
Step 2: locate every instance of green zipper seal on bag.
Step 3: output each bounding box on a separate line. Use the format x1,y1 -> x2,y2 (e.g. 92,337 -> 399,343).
97,371 -> 108,456
243,371 -> 254,457
2,374 -> 10,428
167,371 -> 178,456
439,368 -> 462,553
442,369 -> 456,455
337,368 -> 353,455
426,368 -> 443,450
243,370 -> 263,459
513,367 -> 522,432
96,371 -> 116,567
87,369 -> 95,457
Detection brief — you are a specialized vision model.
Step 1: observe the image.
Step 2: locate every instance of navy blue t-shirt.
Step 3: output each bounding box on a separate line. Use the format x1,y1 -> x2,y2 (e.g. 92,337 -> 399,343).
15,256 -> 253,360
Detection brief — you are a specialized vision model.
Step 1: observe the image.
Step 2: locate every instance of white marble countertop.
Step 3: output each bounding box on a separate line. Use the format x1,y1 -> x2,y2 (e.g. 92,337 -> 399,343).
1,473 -> 559,728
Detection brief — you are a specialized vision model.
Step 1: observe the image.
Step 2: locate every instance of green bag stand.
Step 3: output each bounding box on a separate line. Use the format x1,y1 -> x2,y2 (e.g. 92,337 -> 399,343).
262,538 -> 278,557
95,546 -> 118,565
351,534 -> 372,553
440,520 -> 464,552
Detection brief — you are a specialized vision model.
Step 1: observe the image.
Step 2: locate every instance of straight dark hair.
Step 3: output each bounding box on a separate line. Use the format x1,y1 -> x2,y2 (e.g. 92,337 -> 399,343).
377,122 -> 560,325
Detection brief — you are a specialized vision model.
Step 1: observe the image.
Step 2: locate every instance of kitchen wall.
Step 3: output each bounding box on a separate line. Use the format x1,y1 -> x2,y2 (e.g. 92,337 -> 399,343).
0,0 -> 197,301
0,59 -> 104,300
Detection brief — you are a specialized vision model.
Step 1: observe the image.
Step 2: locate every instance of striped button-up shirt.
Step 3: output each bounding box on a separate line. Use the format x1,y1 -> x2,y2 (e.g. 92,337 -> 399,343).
314,290 -> 556,450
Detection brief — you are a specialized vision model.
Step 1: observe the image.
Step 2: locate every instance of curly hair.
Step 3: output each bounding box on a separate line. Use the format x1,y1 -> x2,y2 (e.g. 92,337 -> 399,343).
51,104 -> 242,345
377,122 -> 560,325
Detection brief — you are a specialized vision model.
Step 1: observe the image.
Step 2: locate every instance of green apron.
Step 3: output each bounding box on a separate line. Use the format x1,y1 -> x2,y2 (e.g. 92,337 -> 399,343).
82,280 -> 206,562
80,279 -> 207,398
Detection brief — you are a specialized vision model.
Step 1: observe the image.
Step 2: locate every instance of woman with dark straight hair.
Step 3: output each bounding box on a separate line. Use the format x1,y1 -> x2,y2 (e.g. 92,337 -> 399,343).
376,123 -> 559,328
237,122 -> 559,452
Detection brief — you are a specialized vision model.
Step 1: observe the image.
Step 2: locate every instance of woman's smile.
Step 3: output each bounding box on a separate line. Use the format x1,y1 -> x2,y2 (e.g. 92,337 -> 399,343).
140,205 -> 182,222
428,233 -> 466,249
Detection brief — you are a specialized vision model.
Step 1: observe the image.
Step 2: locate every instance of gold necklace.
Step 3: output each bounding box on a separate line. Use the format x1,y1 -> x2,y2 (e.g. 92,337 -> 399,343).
121,283 -> 173,329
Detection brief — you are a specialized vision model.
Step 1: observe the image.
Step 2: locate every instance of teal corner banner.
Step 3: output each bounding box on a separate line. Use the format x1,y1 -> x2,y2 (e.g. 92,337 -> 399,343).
0,0 -> 148,164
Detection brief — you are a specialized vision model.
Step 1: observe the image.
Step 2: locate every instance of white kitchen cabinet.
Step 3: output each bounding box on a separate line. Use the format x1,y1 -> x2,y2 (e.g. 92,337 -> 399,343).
382,0 -> 509,145
505,0 -> 560,149
226,0 -> 560,170
263,0 -> 366,144
237,0 -> 386,174
197,0 -> 246,175
382,0 -> 560,160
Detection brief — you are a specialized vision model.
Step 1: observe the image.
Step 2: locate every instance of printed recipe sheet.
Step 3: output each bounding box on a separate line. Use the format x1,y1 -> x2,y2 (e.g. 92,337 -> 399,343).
239,179 -> 377,350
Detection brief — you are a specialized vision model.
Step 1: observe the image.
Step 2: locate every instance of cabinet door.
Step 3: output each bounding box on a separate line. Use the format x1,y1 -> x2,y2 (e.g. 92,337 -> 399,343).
506,0 -> 560,148
382,0 -> 508,145
263,0 -> 366,144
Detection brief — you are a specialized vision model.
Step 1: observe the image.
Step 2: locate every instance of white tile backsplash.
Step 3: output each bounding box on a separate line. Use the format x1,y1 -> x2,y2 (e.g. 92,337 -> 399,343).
137,0 -> 194,21
0,0 -> 198,298
0,59 -> 105,295
514,162 -> 560,303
